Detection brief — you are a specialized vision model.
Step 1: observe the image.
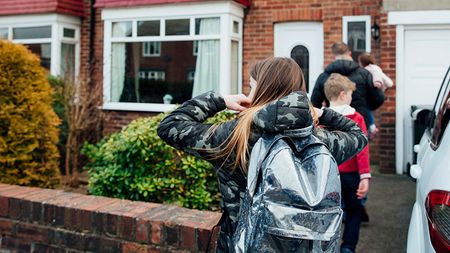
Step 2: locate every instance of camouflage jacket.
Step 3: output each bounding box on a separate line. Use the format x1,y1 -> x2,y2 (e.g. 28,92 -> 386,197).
157,91 -> 368,252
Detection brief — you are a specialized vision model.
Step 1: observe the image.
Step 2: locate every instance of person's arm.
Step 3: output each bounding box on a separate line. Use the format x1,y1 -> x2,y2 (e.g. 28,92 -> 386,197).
311,73 -> 328,108
381,71 -> 394,88
366,65 -> 383,88
157,91 -> 239,162
354,114 -> 370,179
314,108 -> 368,165
364,70 -> 385,110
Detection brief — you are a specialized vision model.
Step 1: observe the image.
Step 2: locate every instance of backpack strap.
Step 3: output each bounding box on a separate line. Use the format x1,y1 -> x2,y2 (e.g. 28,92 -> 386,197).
247,134 -> 285,198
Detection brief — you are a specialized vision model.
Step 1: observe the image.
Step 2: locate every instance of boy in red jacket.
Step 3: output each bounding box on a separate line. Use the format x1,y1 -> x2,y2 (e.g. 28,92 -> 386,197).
324,73 -> 370,253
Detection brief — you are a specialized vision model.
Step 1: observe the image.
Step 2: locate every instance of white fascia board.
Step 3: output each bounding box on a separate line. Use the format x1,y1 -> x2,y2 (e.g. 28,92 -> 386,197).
0,13 -> 80,26
102,102 -> 177,112
101,1 -> 244,21
388,10 -> 450,25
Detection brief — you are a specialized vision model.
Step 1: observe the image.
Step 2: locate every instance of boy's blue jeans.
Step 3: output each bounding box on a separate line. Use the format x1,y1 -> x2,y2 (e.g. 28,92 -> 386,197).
340,172 -> 363,251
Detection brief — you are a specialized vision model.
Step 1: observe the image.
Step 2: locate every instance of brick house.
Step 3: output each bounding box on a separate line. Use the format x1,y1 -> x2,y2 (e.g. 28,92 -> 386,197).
1,0 -> 449,174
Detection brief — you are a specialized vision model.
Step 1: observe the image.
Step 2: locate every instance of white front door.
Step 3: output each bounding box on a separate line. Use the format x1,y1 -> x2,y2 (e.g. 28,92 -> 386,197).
274,22 -> 324,95
398,25 -> 450,173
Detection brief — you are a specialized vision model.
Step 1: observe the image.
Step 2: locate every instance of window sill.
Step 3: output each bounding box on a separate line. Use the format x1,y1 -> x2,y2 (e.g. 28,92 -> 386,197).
102,102 -> 177,112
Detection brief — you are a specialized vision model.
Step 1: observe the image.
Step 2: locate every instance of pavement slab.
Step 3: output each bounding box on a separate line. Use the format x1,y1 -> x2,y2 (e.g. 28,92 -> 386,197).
355,173 -> 416,253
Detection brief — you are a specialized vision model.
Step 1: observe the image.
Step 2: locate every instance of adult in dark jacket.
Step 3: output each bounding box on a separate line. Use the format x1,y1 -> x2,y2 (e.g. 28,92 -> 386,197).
158,57 -> 368,252
311,42 -> 385,128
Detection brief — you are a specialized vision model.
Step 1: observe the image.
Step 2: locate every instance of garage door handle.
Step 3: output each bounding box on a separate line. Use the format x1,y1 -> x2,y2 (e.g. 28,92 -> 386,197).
410,164 -> 422,179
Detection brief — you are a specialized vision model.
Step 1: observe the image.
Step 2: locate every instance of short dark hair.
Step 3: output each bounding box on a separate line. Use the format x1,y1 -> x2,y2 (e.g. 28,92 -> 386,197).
331,42 -> 350,55
358,52 -> 375,67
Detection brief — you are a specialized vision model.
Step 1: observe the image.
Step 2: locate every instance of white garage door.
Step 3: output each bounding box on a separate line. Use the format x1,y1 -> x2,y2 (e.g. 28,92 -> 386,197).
402,26 -> 450,171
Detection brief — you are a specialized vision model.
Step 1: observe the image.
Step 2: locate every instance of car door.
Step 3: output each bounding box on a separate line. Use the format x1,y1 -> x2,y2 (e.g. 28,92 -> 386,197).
409,66 -> 450,253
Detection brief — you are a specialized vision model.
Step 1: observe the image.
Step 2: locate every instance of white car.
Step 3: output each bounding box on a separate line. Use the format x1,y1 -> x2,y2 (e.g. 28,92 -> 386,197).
407,66 -> 450,253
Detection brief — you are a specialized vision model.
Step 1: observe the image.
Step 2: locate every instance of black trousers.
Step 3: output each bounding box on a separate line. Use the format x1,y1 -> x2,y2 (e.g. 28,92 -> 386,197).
341,172 -> 363,251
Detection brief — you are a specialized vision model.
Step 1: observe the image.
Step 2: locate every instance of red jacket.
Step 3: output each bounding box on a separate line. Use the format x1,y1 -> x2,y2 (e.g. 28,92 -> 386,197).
329,105 -> 371,179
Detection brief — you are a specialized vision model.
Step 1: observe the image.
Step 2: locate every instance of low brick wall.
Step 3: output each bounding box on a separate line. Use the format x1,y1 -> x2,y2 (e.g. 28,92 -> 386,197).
0,184 -> 222,253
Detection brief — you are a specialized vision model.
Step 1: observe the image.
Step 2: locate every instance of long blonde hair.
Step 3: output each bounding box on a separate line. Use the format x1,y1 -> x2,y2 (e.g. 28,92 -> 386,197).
213,57 -> 315,173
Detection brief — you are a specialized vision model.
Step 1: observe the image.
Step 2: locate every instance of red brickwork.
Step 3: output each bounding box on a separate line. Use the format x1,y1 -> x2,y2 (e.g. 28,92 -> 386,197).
243,0 -> 396,172
0,183 -> 221,252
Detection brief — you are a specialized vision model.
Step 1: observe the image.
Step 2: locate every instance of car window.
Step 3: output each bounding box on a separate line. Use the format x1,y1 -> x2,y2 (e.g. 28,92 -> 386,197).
430,67 -> 450,149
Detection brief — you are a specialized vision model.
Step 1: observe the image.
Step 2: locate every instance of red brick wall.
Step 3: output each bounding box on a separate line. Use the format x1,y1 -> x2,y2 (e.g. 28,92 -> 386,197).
104,111 -> 157,134
376,12 -> 396,172
0,183 -> 221,252
0,0 -> 84,17
243,0 -> 396,172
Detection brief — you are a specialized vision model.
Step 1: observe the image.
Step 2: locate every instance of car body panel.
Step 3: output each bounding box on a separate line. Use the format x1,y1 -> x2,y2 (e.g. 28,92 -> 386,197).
407,67 -> 450,253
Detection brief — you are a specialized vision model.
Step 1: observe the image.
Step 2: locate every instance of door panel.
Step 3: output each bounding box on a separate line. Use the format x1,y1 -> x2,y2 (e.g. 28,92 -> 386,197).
402,27 -> 450,169
274,22 -> 324,95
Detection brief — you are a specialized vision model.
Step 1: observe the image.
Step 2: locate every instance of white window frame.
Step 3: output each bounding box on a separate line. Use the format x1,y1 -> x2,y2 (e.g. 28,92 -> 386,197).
102,1 -> 244,112
0,14 -> 81,80
142,41 -> 161,57
342,15 -> 371,53
139,70 -> 165,81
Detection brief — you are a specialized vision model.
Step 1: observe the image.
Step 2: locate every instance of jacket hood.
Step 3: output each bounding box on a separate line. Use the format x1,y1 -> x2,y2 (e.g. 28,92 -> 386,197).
252,91 -> 313,134
329,104 -> 356,116
325,60 -> 360,76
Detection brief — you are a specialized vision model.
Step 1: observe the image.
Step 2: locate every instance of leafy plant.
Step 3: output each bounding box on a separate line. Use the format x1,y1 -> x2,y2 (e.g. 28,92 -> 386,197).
0,40 -> 61,188
83,110 -> 236,210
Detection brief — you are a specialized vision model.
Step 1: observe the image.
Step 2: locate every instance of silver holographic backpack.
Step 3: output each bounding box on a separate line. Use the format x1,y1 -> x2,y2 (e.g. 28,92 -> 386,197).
232,126 -> 343,253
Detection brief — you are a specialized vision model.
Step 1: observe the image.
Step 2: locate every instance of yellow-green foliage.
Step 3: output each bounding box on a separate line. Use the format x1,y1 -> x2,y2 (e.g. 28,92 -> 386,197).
0,40 -> 61,188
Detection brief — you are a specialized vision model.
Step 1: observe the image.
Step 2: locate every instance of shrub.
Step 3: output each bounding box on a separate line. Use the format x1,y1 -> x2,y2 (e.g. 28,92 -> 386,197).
48,76 -> 68,173
0,40 -> 61,188
83,110 -> 236,210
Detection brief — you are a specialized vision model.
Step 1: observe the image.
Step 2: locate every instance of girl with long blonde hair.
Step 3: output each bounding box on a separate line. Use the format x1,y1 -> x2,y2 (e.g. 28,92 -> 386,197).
158,57 -> 367,252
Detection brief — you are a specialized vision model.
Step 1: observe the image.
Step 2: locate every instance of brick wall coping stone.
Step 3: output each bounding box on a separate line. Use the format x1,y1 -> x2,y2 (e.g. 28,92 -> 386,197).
0,183 -> 222,252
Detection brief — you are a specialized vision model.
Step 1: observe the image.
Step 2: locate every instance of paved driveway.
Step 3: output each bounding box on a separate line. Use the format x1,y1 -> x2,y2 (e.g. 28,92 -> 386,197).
356,173 -> 416,253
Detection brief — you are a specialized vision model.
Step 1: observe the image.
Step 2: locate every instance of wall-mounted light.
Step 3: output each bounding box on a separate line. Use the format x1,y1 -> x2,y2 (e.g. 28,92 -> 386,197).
371,21 -> 380,40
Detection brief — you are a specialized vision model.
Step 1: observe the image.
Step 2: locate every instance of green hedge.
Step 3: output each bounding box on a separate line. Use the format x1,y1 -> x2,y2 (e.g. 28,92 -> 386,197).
82,110 -> 236,210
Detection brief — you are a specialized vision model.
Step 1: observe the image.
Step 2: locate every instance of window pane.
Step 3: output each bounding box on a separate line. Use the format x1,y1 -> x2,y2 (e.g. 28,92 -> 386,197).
142,42 -> 161,57
111,40 -> 219,104
138,21 -> 160,36
291,45 -> 309,92
347,21 -> 366,61
195,18 -> 220,35
63,28 -> 75,38
231,41 -> 239,94
0,28 -> 8,39
431,72 -> 450,146
112,22 -> 132,37
233,21 -> 239,34
165,19 -> 190,36
61,43 -> 76,81
13,26 -> 51,39
24,43 -> 51,69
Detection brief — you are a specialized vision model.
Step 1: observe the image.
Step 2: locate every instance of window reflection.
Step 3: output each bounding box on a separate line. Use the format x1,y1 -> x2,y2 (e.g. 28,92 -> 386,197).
111,40 -> 219,104
24,43 -> 51,69
291,45 -> 309,92
347,21 -> 366,61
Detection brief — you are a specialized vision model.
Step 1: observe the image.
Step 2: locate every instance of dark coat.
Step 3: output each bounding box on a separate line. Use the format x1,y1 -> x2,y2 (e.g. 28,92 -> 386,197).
311,59 -> 385,128
157,91 -> 368,252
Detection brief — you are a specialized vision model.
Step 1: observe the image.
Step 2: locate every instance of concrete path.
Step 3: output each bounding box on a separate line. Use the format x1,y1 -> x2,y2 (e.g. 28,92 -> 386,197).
356,173 -> 416,253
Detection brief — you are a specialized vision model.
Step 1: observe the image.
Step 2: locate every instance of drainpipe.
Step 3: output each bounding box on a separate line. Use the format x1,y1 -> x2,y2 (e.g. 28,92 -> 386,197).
88,0 -> 96,71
